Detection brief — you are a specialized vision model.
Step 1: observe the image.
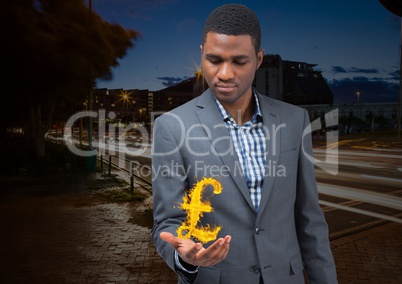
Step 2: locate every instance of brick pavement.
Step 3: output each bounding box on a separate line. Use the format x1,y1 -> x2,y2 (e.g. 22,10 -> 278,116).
331,222 -> 402,284
0,171 -> 401,283
0,172 -> 177,284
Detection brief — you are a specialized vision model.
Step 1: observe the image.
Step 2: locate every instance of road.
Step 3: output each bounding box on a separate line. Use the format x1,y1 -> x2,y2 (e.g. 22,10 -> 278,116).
313,147 -> 402,238
95,139 -> 402,238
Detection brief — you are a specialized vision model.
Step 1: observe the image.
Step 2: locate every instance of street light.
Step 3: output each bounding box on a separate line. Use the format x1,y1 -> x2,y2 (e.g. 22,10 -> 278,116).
194,63 -> 206,93
356,91 -> 360,104
119,90 -> 132,123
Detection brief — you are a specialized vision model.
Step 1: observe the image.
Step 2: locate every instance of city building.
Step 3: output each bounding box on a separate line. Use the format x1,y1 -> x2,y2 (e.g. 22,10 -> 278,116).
152,78 -> 195,112
254,54 -> 333,104
92,88 -> 150,124
302,102 -> 399,135
88,54 -> 398,133
254,54 -> 284,100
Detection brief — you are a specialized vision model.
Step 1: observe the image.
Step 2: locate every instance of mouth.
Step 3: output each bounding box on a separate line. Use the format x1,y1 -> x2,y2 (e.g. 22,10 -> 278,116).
216,85 -> 236,93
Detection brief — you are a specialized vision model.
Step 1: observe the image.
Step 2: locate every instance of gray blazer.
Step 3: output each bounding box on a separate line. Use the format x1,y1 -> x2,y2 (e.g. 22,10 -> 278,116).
151,89 -> 337,284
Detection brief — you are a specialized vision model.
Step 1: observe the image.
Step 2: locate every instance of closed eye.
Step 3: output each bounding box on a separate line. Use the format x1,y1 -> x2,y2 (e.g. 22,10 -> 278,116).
206,54 -> 222,65
209,58 -> 222,65
234,60 -> 247,66
205,54 -> 249,66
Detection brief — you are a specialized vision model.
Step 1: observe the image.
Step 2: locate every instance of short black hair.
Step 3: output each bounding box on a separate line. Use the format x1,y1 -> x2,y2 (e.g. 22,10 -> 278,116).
202,3 -> 261,54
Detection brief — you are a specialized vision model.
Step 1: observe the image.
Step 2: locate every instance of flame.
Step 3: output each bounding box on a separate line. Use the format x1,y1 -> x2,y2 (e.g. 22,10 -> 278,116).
176,177 -> 223,244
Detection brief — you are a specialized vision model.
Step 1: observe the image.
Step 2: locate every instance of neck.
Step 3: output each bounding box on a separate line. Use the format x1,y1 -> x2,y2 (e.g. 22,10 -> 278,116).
221,91 -> 255,125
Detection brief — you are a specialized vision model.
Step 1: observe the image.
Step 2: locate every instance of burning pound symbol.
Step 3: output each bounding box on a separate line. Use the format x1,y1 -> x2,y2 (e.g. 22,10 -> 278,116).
176,177 -> 223,244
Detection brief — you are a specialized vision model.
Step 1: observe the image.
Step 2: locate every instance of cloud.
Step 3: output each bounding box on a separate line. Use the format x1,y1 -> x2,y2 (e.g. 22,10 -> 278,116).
349,67 -> 379,74
331,65 -> 381,75
331,66 -> 347,74
328,76 -> 399,103
389,70 -> 401,81
157,76 -> 189,87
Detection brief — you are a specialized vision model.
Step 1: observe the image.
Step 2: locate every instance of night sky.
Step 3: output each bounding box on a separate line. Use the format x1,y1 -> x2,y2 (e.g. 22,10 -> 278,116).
93,0 -> 401,104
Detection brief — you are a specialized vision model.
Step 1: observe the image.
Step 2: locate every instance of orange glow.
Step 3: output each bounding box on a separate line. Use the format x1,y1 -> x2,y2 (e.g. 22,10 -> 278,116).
118,90 -> 133,107
176,177 -> 223,244
194,63 -> 204,83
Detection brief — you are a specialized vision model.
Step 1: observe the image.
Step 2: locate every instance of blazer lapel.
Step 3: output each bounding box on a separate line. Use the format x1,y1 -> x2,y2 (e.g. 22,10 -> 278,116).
195,90 -> 254,211
257,94 -> 281,216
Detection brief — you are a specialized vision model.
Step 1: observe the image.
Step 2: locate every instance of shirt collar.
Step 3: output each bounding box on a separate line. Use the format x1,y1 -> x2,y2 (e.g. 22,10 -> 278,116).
213,90 -> 263,125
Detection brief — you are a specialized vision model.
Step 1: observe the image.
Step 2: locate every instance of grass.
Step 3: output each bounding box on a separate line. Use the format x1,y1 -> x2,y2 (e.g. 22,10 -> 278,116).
85,173 -> 147,202
96,187 -> 147,202
85,173 -> 118,187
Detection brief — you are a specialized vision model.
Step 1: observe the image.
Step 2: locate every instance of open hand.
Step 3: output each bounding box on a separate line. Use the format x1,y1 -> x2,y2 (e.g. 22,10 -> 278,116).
160,232 -> 231,267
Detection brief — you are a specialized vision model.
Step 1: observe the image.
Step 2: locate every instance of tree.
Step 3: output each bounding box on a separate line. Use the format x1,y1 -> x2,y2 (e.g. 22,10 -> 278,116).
0,0 -> 139,158
339,115 -> 366,135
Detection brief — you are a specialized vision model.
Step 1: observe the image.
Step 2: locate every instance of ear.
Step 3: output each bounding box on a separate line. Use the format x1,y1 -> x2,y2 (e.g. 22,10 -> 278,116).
200,44 -> 204,55
257,49 -> 264,69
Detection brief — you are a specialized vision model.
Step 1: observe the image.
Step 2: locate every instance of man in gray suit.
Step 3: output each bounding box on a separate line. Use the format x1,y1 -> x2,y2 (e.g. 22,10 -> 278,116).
151,4 -> 337,284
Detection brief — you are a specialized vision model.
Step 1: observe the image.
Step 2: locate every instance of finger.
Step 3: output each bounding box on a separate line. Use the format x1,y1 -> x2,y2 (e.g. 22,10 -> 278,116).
210,236 -> 231,262
160,232 -> 202,261
206,237 -> 227,252
182,242 -> 203,260
196,236 -> 231,266
213,237 -> 231,261
160,232 -> 174,242
224,235 -> 232,243
160,232 -> 179,248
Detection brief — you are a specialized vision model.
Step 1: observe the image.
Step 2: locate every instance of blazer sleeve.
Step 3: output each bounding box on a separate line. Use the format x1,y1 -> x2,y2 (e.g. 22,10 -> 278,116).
294,110 -> 338,283
150,115 -> 198,284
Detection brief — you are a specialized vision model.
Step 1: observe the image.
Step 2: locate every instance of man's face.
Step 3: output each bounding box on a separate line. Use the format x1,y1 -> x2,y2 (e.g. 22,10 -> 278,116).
200,32 -> 264,105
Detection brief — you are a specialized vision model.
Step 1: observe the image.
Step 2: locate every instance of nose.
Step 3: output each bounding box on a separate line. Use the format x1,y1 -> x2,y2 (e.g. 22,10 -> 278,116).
217,62 -> 234,81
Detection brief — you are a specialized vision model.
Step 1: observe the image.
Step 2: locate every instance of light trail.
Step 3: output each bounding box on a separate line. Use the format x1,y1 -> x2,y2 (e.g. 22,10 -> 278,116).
314,149 -> 402,159
319,200 -> 402,224
318,183 -> 402,211
361,175 -> 402,184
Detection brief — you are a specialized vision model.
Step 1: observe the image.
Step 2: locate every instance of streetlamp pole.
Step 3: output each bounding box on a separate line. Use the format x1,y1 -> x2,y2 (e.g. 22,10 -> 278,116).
85,0 -> 96,172
88,0 -> 93,151
378,0 -> 402,141
398,17 -> 401,141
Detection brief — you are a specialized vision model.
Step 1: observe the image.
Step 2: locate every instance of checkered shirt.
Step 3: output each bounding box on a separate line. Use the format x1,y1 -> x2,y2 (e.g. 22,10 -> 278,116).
214,92 -> 267,212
